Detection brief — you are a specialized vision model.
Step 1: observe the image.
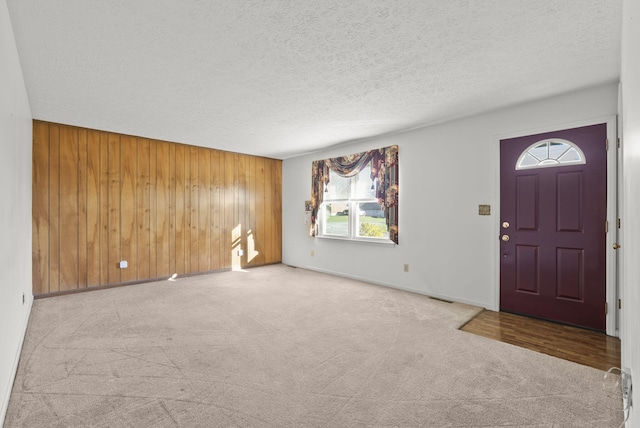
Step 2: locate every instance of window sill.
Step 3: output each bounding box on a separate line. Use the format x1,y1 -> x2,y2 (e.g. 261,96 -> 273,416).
317,235 -> 396,247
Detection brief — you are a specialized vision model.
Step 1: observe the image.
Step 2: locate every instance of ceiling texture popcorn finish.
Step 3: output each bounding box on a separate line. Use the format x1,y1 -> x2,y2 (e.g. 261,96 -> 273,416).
7,1 -> 621,159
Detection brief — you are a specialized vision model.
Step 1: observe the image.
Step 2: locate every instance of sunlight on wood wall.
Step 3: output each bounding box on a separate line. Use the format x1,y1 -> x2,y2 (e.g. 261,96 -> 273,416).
32,121 -> 282,295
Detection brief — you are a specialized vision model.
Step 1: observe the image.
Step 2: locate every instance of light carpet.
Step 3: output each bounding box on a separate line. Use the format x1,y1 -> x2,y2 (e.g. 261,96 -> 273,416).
5,264 -> 623,427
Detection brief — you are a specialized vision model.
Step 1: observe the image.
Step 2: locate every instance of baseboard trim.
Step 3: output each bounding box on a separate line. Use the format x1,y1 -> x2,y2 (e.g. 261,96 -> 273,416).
1,296 -> 33,428
300,265 -> 489,309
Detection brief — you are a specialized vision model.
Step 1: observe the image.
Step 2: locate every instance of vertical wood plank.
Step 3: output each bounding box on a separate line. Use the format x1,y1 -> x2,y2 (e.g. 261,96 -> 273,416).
108,133 -> 121,284
237,154 -> 247,268
136,138 -> 151,280
198,147 -> 211,271
174,144 -> 186,274
169,142 -> 177,275
32,121 -> 50,294
247,155 -> 256,266
86,130 -> 101,287
77,128 -> 88,287
233,153 -> 239,269
149,140 -> 157,278
224,152 -> 236,269
157,141 -> 171,277
49,124 -> 61,292
210,150 -> 221,271
271,160 -> 282,263
59,126 -> 79,290
98,132 -> 109,286
189,147 -> 199,273
264,158 -> 274,264
120,135 -> 137,283
254,157 -> 265,266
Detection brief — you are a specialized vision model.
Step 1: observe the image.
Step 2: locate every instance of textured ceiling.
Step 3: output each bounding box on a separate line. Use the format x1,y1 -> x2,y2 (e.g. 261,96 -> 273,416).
7,0 -> 621,159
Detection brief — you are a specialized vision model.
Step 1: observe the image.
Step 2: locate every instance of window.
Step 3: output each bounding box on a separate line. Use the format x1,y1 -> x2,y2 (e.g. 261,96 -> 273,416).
516,139 -> 586,170
310,145 -> 398,244
319,166 -> 390,241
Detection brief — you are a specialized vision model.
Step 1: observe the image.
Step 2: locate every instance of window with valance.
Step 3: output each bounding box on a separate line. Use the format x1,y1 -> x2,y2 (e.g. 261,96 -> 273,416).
310,145 -> 399,244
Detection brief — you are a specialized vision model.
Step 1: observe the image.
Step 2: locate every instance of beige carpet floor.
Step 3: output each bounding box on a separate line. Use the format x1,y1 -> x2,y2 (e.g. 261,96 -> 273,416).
5,264 -> 623,427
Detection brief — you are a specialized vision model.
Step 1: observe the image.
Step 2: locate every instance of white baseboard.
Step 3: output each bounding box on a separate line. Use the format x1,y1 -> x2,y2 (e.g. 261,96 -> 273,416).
301,265 -> 490,309
1,297 -> 33,428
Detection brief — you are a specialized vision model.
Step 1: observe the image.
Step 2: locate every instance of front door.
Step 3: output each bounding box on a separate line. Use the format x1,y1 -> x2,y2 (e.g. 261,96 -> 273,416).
500,123 -> 607,331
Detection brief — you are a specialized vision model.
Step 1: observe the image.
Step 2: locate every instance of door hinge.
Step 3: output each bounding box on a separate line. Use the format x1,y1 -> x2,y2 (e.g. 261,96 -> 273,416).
605,302 -> 608,315
605,220 -> 609,233
618,218 -> 621,229
618,299 -> 622,309
618,137 -> 621,148
606,139 -> 609,150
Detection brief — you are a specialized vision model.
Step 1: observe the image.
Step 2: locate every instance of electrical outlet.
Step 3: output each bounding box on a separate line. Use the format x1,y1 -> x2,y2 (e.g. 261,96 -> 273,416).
119,260 -> 128,269
238,249 -> 244,256
404,264 -> 409,272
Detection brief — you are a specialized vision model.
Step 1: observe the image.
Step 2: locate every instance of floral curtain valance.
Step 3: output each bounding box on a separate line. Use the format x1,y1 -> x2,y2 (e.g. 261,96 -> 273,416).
310,145 -> 399,244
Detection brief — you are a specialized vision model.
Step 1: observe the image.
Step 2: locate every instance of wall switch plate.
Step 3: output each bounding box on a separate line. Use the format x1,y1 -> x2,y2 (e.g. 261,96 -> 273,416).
119,260 -> 128,269
404,264 -> 409,272
238,249 -> 244,256
311,250 -> 315,257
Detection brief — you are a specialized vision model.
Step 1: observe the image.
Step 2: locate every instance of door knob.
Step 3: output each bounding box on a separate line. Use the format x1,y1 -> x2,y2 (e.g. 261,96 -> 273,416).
501,235 -> 510,242
502,221 -> 510,229
613,243 -> 621,249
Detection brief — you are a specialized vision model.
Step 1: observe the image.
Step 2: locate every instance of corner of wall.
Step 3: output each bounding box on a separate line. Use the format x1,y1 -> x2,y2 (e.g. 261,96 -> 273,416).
0,0 -> 35,424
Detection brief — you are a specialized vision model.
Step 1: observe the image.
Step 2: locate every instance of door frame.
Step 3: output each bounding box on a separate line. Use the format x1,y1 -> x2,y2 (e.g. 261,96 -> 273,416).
493,115 -> 619,336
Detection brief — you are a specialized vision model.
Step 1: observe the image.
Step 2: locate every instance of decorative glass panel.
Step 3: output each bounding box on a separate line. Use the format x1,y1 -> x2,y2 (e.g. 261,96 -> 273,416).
516,139 -> 586,170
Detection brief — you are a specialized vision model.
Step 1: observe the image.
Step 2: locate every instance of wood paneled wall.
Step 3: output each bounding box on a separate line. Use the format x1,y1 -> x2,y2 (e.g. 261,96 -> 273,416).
32,121 -> 282,295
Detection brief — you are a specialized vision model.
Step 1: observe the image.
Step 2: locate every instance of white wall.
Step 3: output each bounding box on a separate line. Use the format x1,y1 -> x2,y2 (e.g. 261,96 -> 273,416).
283,83 -> 618,310
621,0 -> 639,425
0,0 -> 33,424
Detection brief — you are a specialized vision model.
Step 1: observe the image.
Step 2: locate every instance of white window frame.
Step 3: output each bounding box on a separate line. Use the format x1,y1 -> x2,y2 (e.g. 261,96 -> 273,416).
318,172 -> 392,244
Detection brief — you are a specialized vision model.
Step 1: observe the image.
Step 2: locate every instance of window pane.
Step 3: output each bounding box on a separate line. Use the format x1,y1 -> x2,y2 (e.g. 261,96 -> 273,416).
356,202 -> 389,239
558,147 -> 582,163
529,143 -> 548,160
354,165 -> 376,199
548,141 -> 570,159
325,171 -> 350,200
519,153 -> 539,168
322,202 -> 349,236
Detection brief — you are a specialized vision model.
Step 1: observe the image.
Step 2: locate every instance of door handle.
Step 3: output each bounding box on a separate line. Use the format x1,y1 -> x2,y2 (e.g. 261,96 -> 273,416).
501,235 -> 510,242
613,243 -> 621,249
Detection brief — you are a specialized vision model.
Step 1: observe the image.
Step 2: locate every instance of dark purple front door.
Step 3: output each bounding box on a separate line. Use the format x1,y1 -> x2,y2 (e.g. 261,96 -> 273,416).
500,123 -> 607,331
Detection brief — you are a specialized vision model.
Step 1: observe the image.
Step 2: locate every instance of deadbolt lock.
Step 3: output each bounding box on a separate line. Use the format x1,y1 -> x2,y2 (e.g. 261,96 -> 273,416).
502,221 -> 510,229
501,235 -> 510,242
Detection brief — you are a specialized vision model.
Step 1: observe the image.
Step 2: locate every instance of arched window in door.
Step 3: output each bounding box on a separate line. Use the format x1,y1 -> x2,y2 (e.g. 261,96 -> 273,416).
515,139 -> 586,170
